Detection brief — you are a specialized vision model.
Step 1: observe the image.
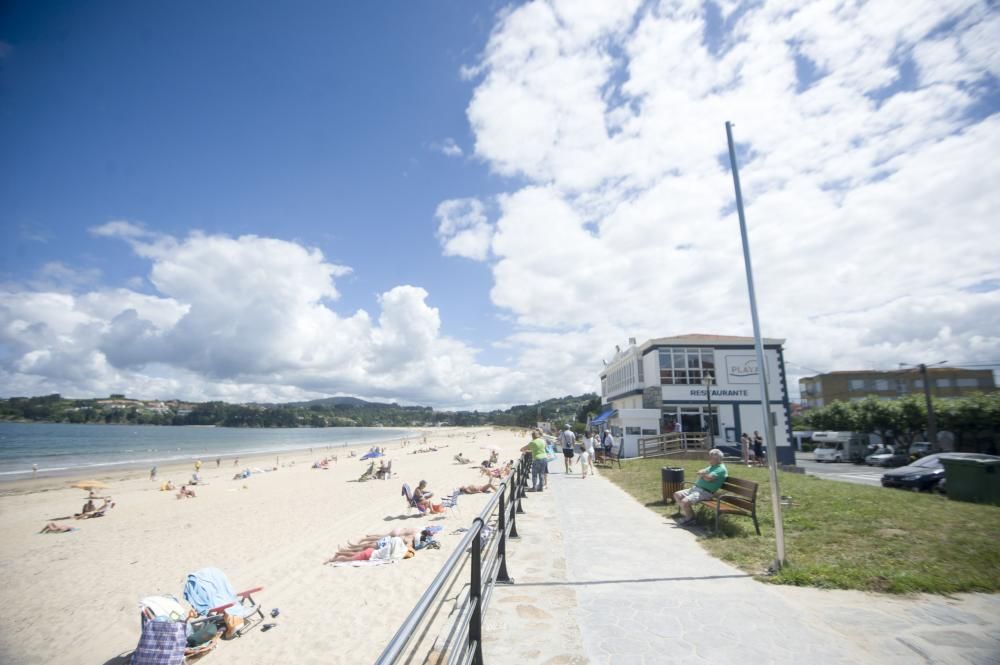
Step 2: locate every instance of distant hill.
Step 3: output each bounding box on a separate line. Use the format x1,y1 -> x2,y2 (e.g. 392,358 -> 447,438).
1,392 -> 602,429
287,396 -> 382,408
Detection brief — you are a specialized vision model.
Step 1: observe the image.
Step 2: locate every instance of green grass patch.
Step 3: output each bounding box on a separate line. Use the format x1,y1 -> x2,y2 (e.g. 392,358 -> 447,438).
605,459 -> 1000,594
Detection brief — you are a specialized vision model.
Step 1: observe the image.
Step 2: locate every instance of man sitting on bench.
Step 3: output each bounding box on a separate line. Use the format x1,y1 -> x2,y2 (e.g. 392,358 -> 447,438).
673,449 -> 728,527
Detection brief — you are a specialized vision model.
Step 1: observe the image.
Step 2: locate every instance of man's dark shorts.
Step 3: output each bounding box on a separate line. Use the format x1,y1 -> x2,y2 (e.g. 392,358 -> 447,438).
562,448 -> 574,459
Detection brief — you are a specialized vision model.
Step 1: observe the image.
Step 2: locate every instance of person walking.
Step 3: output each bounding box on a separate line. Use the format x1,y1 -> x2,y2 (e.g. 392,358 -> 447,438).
32,463 -> 38,477
580,431 -> 596,477
150,466 -> 157,481
753,431 -> 764,466
583,432 -> 597,475
559,424 -> 576,474
520,430 -> 549,492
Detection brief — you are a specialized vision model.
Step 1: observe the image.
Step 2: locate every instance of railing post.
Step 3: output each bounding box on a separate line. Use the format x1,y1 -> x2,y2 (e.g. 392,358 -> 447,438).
470,518 -> 484,665
496,488 -> 514,583
519,456 -> 528,499
515,456 -> 526,514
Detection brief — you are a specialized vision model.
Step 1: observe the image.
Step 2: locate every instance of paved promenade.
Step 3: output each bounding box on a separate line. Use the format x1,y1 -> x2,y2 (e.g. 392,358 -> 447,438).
484,462 -> 1000,665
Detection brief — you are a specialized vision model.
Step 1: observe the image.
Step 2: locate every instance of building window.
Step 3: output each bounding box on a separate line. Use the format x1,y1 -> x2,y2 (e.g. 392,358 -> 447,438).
659,348 -> 716,385
935,378 -> 952,388
848,379 -> 865,391
874,379 -> 889,390
625,427 -> 641,435
641,428 -> 658,435
914,379 -> 924,389
956,378 -> 979,388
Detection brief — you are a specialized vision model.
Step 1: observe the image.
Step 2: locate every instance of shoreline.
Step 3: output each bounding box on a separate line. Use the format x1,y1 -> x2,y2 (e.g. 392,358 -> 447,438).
0,429 -> 434,495
0,424 -> 424,486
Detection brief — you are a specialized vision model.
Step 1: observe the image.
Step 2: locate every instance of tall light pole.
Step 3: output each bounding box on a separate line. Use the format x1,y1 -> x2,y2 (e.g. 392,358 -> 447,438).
725,121 -> 786,570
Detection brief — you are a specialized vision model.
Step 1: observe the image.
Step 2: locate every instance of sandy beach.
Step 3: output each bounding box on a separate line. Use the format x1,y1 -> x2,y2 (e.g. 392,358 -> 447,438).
0,426 -> 529,664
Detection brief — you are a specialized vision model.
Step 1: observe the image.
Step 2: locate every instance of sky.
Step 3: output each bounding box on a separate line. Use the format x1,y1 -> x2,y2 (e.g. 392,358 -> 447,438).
1,0 -> 998,410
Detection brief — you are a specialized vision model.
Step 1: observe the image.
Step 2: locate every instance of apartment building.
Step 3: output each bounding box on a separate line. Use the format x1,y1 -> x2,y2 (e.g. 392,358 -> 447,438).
799,368 -> 996,408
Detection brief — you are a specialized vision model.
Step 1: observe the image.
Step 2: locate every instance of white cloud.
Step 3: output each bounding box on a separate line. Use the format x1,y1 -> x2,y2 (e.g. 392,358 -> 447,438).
435,198 -> 493,261
0,230 -> 548,408
434,137 -> 464,157
444,0 -> 1000,397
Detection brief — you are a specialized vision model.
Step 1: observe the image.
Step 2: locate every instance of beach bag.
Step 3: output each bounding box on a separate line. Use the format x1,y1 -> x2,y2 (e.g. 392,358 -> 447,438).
132,619 -> 186,665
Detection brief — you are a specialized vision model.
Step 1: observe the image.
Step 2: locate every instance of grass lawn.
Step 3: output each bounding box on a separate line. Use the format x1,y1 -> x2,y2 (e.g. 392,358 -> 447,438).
603,458 -> 1000,594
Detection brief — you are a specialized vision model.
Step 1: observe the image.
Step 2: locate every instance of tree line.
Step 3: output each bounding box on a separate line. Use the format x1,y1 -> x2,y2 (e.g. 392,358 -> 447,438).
801,392 -> 1000,454
0,393 -> 604,430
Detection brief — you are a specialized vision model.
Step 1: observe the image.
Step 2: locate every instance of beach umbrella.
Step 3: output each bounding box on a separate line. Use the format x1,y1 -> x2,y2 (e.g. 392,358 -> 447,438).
69,480 -> 109,491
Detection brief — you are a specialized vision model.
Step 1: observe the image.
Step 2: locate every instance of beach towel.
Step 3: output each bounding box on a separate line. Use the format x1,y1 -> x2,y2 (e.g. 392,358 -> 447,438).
330,559 -> 397,568
183,567 -> 247,617
132,618 -> 186,665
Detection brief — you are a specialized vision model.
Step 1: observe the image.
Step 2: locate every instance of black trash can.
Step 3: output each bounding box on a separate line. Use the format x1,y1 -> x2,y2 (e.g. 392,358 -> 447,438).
662,467 -> 684,504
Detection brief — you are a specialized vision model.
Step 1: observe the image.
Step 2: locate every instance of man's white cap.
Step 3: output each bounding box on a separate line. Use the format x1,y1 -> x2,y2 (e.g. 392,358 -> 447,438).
564,423 -> 571,429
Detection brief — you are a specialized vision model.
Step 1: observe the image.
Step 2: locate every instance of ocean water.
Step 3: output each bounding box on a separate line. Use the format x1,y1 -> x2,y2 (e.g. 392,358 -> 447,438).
0,422 -> 416,480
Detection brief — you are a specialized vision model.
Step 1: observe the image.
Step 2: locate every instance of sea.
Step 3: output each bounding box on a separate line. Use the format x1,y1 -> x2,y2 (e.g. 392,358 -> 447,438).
0,422 -> 417,480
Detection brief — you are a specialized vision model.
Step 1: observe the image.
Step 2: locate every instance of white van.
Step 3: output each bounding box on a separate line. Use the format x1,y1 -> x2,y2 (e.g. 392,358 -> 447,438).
813,431 -> 869,463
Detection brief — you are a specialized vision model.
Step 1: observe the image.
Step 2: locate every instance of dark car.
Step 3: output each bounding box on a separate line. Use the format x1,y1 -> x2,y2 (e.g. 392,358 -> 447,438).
881,453 -> 1000,492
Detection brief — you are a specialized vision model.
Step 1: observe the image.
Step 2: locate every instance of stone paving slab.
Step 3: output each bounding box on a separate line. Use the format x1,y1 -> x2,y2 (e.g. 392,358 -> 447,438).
486,463 -> 1000,664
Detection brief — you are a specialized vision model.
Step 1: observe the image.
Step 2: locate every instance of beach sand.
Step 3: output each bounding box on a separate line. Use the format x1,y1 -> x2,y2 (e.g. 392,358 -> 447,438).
0,426 -> 529,664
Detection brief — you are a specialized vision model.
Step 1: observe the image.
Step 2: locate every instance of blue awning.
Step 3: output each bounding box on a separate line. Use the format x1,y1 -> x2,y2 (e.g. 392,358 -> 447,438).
590,408 -> 616,425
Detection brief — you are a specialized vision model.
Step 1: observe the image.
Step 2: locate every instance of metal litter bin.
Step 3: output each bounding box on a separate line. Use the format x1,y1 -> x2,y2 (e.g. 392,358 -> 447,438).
662,467 -> 684,504
941,457 -> 1000,505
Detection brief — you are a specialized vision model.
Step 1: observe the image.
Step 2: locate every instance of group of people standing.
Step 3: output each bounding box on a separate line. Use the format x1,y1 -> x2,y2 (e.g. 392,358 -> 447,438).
521,425 -> 616,490
740,431 -> 765,466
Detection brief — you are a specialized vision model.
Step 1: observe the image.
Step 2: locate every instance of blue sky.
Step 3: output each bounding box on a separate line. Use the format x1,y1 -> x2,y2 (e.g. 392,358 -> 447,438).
1,1 -> 998,408
3,1 -> 506,350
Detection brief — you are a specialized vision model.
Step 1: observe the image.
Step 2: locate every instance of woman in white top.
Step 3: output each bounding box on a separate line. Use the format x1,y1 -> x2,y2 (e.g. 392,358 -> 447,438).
580,431 -> 596,478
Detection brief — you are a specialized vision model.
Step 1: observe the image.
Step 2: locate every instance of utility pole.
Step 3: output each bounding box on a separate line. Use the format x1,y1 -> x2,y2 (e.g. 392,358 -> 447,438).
725,121 -> 786,570
919,364 -> 938,449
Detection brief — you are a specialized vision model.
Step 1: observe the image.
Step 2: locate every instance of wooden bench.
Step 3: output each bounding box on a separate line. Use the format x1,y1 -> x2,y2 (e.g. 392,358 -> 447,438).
594,444 -> 623,470
696,477 -> 761,535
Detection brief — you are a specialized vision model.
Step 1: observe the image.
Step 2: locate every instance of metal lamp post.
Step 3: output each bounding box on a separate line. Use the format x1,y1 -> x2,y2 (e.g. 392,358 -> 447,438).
725,121 -> 787,570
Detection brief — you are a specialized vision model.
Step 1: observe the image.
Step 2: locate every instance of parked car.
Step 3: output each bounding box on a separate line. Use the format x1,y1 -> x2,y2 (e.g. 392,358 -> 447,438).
865,446 -> 900,467
881,453 -> 1000,492
907,442 -> 932,458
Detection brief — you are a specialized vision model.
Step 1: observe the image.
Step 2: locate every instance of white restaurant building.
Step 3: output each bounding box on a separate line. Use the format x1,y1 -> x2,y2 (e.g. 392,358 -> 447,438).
595,334 -> 795,464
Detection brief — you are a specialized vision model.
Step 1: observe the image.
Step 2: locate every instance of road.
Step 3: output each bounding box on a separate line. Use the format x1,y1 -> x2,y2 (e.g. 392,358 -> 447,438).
794,452 -> 885,487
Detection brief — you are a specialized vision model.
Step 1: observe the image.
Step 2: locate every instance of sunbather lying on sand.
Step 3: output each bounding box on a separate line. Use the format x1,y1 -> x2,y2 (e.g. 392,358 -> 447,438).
454,453 -> 471,464
176,485 -> 196,499
459,481 -> 495,494
480,461 -> 513,479
325,536 -> 418,563
342,528 -> 441,554
39,522 -> 75,534
159,480 -> 176,491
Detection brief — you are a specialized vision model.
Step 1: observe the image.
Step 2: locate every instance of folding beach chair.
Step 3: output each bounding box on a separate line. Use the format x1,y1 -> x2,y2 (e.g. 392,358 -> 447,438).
358,461 -> 375,482
183,567 -> 265,639
402,484 -> 427,515
440,490 -> 461,517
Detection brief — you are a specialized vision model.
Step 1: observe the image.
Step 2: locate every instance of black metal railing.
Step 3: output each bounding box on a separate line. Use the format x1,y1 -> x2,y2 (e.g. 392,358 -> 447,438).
375,453 -> 531,665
